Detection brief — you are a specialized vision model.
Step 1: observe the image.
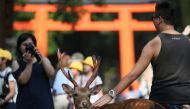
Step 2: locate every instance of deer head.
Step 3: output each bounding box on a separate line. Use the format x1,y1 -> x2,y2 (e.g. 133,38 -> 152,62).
61,55 -> 102,109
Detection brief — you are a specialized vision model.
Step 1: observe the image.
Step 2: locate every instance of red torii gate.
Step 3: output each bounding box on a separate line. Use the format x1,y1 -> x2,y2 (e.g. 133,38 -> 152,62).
14,4 -> 155,93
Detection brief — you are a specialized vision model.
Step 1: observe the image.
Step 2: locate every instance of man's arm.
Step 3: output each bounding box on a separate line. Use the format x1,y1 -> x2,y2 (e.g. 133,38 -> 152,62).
113,40 -> 155,95
93,37 -> 160,107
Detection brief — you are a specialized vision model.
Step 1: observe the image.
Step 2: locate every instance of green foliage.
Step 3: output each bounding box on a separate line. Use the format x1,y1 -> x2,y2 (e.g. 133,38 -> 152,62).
14,31 -> 32,37
14,0 -> 34,21
14,12 -> 34,21
92,13 -> 117,21
15,0 -> 28,4
51,0 -> 105,23
93,0 -> 105,6
51,0 -> 83,23
57,0 -> 83,7
51,10 -> 80,23
48,31 -> 74,55
48,32 -> 58,55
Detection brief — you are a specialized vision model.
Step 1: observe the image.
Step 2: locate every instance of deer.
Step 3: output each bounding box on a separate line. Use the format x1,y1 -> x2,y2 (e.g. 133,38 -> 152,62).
58,55 -> 165,109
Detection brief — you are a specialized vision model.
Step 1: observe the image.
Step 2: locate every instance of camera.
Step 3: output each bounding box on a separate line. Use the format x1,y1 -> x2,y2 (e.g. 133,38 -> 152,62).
25,43 -> 42,63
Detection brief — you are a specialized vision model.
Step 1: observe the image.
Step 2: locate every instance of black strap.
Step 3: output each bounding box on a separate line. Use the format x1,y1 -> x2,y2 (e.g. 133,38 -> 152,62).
0,75 -> 4,78
4,72 -> 11,84
0,72 -> 11,99
0,72 -> 11,84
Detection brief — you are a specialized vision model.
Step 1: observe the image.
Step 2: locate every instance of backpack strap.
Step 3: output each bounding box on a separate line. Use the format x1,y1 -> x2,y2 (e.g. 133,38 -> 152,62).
1,72 -> 12,100
0,72 -> 11,83
4,72 -> 11,85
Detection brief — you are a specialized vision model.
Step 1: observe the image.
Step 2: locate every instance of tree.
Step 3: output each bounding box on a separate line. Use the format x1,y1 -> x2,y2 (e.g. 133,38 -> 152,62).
0,0 -> 14,49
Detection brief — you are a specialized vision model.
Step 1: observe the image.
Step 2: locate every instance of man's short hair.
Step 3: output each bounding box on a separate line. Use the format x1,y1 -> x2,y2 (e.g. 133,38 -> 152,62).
155,0 -> 175,25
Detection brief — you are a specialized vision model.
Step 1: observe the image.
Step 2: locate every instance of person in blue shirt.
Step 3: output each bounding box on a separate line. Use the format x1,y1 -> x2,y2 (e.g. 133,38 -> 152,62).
53,68 -> 73,109
53,53 -> 84,109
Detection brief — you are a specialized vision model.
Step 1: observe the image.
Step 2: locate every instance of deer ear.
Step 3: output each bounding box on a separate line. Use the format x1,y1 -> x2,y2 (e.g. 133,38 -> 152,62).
89,84 -> 102,95
62,84 -> 74,96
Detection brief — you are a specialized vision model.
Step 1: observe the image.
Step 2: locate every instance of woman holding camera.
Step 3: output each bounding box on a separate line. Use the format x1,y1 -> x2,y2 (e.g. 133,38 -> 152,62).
12,33 -> 55,109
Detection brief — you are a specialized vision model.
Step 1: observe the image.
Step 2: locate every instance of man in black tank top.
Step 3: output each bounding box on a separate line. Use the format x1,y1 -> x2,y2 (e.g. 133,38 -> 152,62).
93,1 -> 190,109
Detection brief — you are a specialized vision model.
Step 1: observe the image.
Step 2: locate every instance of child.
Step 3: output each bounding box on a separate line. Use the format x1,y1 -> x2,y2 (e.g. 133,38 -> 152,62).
0,49 -> 17,109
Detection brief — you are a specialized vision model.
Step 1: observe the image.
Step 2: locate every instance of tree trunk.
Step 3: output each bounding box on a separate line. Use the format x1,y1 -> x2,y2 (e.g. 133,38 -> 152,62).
0,0 -> 14,49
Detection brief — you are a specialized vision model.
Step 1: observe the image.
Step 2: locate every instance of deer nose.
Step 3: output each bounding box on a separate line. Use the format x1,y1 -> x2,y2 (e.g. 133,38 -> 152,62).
82,101 -> 89,107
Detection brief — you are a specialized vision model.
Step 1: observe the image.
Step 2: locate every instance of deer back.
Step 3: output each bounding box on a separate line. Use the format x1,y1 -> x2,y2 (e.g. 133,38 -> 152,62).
92,99 -> 164,109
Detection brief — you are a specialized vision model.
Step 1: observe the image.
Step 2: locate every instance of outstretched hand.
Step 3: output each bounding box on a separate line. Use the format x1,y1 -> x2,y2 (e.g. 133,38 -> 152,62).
92,94 -> 112,107
57,49 -> 67,69
183,25 -> 190,36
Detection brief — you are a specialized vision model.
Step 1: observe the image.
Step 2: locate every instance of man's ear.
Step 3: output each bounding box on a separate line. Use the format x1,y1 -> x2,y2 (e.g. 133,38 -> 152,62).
62,84 -> 74,96
155,17 -> 162,25
89,84 -> 102,95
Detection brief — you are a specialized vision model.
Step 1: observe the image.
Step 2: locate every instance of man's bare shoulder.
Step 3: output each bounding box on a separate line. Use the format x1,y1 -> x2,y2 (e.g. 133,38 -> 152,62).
147,35 -> 161,59
147,35 -> 161,48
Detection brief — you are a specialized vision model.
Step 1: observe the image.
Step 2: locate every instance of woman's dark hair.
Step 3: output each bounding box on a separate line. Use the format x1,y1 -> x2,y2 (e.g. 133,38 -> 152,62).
155,0 -> 175,25
16,33 -> 37,56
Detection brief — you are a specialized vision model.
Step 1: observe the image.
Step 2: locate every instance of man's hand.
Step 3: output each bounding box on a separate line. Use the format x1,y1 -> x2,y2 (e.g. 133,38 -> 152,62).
57,49 -> 67,69
183,25 -> 190,36
92,94 -> 112,107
